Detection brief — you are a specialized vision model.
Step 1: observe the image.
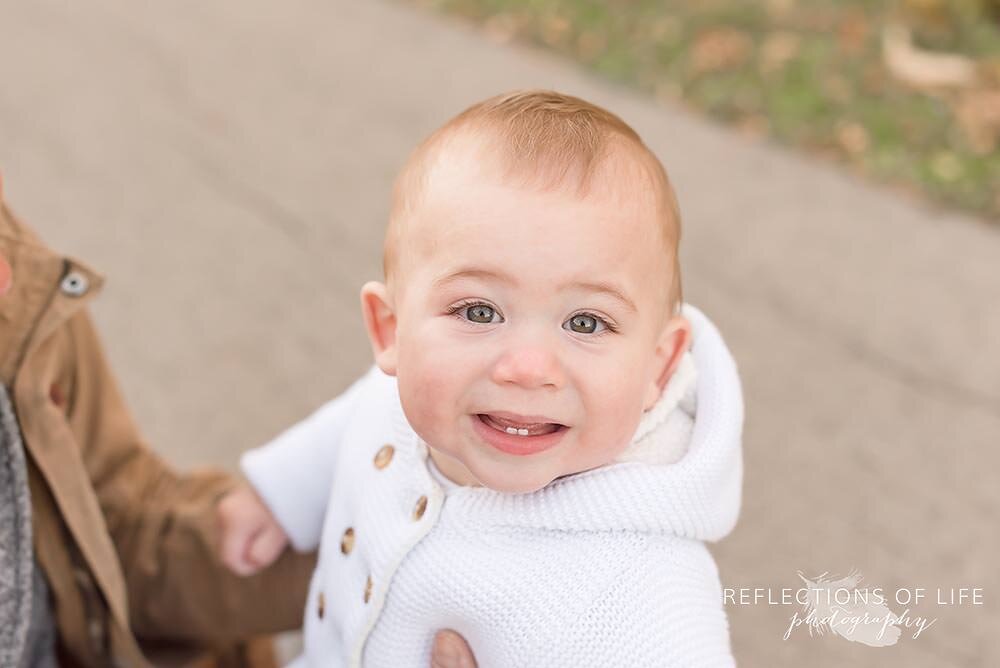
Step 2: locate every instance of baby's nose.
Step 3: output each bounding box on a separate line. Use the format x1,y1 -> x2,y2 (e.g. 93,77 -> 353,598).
491,343 -> 564,390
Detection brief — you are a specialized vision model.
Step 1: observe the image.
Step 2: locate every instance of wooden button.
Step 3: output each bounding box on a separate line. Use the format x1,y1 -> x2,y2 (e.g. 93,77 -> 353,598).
317,592 -> 325,619
340,527 -> 355,555
373,444 -> 395,469
363,576 -> 373,604
412,495 -> 428,521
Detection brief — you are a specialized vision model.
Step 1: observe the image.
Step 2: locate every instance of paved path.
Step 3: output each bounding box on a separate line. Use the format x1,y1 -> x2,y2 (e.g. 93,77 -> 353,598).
1,1 -> 997,665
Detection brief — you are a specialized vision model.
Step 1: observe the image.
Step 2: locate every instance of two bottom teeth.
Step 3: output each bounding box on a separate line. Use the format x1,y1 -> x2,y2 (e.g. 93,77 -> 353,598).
481,414 -> 559,437
479,414 -> 561,436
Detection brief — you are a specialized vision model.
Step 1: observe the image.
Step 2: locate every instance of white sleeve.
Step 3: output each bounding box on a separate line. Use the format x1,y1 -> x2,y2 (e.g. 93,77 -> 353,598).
240,365 -> 379,551
537,541 -> 736,667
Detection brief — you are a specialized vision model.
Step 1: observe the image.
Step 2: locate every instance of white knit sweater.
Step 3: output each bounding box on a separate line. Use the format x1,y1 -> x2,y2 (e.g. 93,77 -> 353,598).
242,304 -> 743,667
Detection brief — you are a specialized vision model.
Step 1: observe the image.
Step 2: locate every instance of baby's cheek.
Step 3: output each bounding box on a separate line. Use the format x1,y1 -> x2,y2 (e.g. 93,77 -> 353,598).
398,356 -> 458,439
410,355 -> 455,404
589,389 -> 644,459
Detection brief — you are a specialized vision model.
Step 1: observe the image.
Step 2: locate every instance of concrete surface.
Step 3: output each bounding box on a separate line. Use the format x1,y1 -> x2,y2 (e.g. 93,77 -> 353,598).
1,0 -> 998,665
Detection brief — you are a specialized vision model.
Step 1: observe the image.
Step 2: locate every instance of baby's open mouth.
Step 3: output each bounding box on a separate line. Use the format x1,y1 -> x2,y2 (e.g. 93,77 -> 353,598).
477,413 -> 566,437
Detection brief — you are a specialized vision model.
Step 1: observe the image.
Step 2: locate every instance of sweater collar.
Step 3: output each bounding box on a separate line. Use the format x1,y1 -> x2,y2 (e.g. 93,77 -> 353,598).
401,304 -> 743,541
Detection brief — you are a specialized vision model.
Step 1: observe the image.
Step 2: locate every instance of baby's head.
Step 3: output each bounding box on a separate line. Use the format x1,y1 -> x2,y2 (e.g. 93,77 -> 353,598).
360,90 -> 691,493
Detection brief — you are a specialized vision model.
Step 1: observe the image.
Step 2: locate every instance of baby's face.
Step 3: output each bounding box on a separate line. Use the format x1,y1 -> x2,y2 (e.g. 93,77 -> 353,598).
363,158 -> 689,493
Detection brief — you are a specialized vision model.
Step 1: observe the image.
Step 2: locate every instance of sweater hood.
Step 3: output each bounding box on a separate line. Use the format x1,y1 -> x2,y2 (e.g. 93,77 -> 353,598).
404,304 -> 744,542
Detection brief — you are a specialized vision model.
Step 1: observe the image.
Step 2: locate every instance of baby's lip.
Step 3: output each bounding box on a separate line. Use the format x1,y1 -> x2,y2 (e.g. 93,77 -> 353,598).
478,411 -> 565,428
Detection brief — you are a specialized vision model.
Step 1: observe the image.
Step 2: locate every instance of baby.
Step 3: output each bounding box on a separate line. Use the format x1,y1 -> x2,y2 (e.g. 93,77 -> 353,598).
218,90 -> 743,667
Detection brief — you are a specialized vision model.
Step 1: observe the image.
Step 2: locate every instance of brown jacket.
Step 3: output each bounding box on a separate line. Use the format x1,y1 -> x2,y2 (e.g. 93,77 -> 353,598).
0,197 -> 315,667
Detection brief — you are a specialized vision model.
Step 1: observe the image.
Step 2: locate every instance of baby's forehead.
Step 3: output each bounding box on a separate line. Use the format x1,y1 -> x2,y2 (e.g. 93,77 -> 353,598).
385,107 -> 682,309
395,166 -> 669,297
412,174 -> 667,277
420,141 -> 664,227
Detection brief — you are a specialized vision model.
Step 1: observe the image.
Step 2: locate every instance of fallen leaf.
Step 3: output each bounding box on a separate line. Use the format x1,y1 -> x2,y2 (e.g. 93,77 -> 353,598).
484,13 -> 520,44
540,14 -> 571,47
837,10 -> 870,55
760,31 -> 801,75
691,27 -> 753,75
953,88 -> 1000,154
836,121 -> 870,156
738,114 -> 770,138
576,30 -> 607,61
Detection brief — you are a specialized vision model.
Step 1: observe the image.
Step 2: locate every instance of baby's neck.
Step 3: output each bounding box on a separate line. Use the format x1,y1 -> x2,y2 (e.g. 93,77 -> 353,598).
426,446 -> 482,487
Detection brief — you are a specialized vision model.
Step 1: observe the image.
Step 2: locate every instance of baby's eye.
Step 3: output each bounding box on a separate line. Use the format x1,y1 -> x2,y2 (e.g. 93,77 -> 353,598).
564,313 -> 609,335
467,304 -> 498,323
448,301 -> 503,324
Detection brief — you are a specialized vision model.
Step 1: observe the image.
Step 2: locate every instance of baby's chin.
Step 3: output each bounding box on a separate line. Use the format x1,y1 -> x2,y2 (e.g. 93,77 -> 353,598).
492,479 -> 551,494
467,463 -> 559,495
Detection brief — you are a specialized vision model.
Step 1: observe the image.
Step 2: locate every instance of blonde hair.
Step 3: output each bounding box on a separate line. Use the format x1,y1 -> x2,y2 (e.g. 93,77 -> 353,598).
385,89 -> 683,313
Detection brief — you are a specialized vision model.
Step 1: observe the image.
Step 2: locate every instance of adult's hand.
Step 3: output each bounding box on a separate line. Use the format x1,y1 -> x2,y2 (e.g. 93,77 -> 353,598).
430,629 -> 478,668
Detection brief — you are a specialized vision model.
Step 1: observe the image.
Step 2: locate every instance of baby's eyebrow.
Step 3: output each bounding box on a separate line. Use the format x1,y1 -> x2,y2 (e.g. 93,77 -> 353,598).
433,268 -> 509,289
432,267 -> 638,313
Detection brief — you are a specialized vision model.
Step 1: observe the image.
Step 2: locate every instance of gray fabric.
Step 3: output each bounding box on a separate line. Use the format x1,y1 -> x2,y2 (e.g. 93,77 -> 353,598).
21,562 -> 57,668
0,384 -> 57,668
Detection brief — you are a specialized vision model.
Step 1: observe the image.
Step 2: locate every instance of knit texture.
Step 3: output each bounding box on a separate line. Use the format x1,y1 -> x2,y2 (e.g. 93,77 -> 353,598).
1,384 -> 58,668
616,351 -> 697,466
1,383 -> 33,667
244,304 -> 743,667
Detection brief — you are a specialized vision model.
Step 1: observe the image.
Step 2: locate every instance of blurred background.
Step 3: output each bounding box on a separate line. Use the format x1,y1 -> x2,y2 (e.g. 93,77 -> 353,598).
0,0 -> 997,666
417,0 -> 1000,220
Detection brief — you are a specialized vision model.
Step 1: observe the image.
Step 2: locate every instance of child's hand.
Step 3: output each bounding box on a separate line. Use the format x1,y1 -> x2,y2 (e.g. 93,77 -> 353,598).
431,630 -> 478,668
216,484 -> 289,576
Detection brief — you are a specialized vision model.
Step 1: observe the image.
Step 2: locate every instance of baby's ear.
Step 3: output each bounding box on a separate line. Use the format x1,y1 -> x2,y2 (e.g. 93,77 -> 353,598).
360,281 -> 399,376
644,314 -> 692,410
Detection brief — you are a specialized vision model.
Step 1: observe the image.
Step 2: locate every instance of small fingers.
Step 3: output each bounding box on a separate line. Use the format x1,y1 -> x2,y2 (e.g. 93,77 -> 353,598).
430,629 -> 478,668
216,492 -> 259,576
247,522 -> 289,570
220,523 -> 257,576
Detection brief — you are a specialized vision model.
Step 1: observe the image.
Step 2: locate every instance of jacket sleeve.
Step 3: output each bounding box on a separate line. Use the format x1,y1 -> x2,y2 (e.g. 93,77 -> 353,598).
240,366 -> 374,551
62,309 -> 316,643
535,540 -> 736,667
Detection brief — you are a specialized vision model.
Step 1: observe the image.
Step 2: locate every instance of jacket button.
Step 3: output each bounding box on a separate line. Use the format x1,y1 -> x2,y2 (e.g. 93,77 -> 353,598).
412,495 -> 428,521
363,576 -> 373,604
60,271 -> 89,297
340,527 -> 355,555
373,444 -> 395,469
317,592 -> 325,619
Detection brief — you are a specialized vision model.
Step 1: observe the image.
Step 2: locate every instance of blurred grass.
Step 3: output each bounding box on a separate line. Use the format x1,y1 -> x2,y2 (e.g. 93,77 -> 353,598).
408,0 -> 1000,220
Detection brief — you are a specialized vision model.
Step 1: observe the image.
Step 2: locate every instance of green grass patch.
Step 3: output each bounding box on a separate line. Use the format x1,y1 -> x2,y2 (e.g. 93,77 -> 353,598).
409,0 -> 1000,220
